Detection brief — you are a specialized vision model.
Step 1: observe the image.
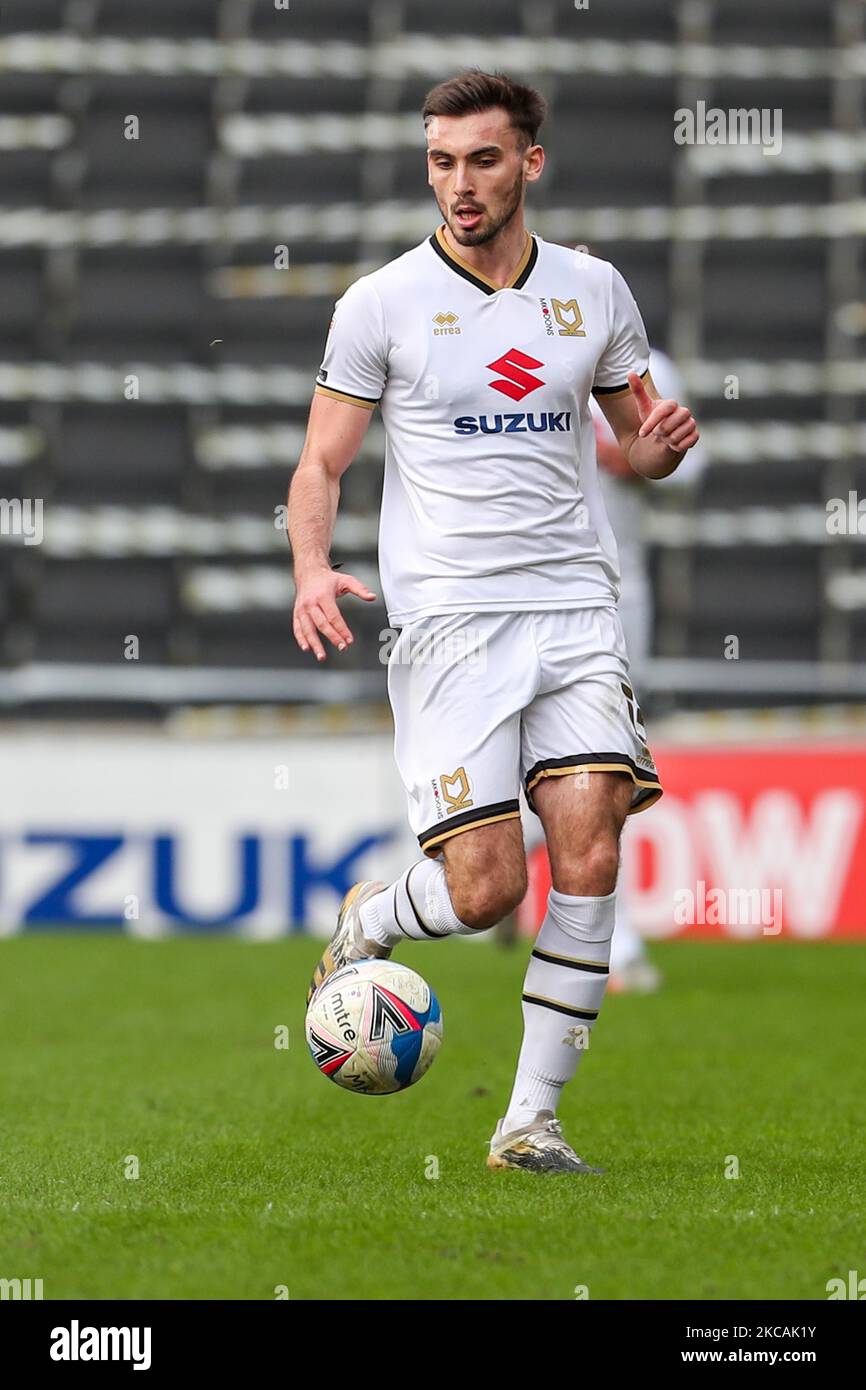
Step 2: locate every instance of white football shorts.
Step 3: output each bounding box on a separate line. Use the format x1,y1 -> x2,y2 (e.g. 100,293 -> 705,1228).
385,606 -> 662,858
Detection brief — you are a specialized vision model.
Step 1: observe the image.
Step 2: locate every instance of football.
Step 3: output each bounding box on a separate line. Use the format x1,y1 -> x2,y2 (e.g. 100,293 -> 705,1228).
305,960 -> 443,1095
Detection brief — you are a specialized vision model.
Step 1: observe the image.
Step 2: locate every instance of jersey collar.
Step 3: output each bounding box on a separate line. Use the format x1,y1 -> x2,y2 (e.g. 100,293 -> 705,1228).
428,224 -> 538,295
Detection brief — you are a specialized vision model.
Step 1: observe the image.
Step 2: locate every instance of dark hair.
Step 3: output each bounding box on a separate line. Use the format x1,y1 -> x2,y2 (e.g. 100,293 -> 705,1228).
422,69 -> 547,150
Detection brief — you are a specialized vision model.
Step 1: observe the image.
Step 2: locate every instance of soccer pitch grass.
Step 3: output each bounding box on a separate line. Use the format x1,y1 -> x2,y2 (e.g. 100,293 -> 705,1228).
1,934 -> 863,1301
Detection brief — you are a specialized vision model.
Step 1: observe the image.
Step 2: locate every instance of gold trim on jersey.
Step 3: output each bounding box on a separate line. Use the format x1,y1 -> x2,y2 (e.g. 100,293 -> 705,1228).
314,384 -> 378,410
433,224 -> 533,293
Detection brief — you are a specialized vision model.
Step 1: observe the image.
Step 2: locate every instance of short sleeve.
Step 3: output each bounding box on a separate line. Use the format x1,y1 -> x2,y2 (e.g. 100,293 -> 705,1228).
314,275 -> 388,410
591,264 -> 650,398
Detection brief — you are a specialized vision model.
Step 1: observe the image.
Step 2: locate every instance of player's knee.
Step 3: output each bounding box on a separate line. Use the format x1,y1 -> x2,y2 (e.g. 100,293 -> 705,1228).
451,866 -> 527,931
557,836 -> 620,896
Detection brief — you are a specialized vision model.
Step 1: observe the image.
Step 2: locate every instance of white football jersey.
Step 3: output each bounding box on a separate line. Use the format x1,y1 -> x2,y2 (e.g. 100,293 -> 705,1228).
314,226 -> 650,626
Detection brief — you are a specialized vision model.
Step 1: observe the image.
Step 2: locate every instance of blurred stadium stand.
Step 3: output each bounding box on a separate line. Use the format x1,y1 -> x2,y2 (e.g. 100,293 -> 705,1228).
0,0 -> 864,713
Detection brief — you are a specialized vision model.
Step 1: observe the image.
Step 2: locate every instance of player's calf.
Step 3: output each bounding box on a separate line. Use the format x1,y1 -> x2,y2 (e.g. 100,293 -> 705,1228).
448,873 -> 527,931
442,816 -> 528,928
358,819 -> 527,948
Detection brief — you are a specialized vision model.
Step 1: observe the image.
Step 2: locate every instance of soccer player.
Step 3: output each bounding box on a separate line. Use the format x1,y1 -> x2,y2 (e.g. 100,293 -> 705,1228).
288,70 -> 700,1173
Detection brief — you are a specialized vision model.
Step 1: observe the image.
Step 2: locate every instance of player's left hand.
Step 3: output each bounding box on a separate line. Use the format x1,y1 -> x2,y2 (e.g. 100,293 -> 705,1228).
628,371 -> 699,455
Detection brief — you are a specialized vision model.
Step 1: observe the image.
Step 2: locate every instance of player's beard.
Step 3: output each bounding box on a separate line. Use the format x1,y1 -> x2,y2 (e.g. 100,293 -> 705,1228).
445,169 -> 525,247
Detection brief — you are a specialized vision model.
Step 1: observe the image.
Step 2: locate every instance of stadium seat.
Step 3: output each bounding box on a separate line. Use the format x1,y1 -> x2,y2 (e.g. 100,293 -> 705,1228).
0,151 -> 57,208
710,0 -> 834,45
547,79 -> 673,205
94,0 -> 220,37
33,559 -> 176,625
703,246 -> 827,359
249,0 -> 371,40
69,248 -> 209,356
402,0 -> 541,35
0,253 -> 47,350
30,626 -> 172,665
78,94 -> 212,208
690,549 -> 821,630
53,405 -> 192,505
700,461 -> 823,510
0,0 -> 66,31
245,77 -> 368,117
554,0 -> 676,38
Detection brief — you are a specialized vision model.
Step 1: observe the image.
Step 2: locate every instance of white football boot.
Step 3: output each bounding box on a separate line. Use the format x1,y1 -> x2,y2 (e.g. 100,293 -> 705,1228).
306,880 -> 390,1004
487,1110 -> 605,1174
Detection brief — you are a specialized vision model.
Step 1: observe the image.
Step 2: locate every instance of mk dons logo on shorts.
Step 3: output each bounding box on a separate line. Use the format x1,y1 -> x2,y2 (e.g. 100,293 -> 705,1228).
439,766 -> 473,815
486,348 -> 545,401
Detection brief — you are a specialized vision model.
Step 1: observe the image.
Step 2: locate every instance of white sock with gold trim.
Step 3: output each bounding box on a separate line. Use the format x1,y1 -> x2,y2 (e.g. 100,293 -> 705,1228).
360,858 -> 476,945
502,887 -> 615,1135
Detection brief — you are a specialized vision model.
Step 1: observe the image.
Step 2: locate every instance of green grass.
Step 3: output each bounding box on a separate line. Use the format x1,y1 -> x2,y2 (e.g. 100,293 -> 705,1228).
0,934 -> 864,1300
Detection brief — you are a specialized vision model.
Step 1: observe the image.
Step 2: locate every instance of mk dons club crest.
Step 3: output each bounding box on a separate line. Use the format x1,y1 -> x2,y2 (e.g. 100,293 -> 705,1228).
551,298 -> 586,336
440,765 -> 473,814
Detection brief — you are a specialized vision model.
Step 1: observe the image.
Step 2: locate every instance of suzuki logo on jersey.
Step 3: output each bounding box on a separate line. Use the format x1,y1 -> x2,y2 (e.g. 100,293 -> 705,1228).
486,347 -> 545,401
453,411 -> 572,435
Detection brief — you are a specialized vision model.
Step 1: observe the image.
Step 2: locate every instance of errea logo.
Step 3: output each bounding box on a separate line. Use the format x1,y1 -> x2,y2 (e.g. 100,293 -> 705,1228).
486,348 -> 545,401
432,310 -> 461,336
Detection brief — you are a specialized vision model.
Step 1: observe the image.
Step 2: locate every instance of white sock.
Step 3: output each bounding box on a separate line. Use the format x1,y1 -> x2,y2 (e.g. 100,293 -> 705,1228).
359,858 -> 476,946
502,887 -> 615,1135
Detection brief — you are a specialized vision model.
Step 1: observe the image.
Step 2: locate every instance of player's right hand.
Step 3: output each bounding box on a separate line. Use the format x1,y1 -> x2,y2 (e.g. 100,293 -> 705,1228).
292,566 -> 377,662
